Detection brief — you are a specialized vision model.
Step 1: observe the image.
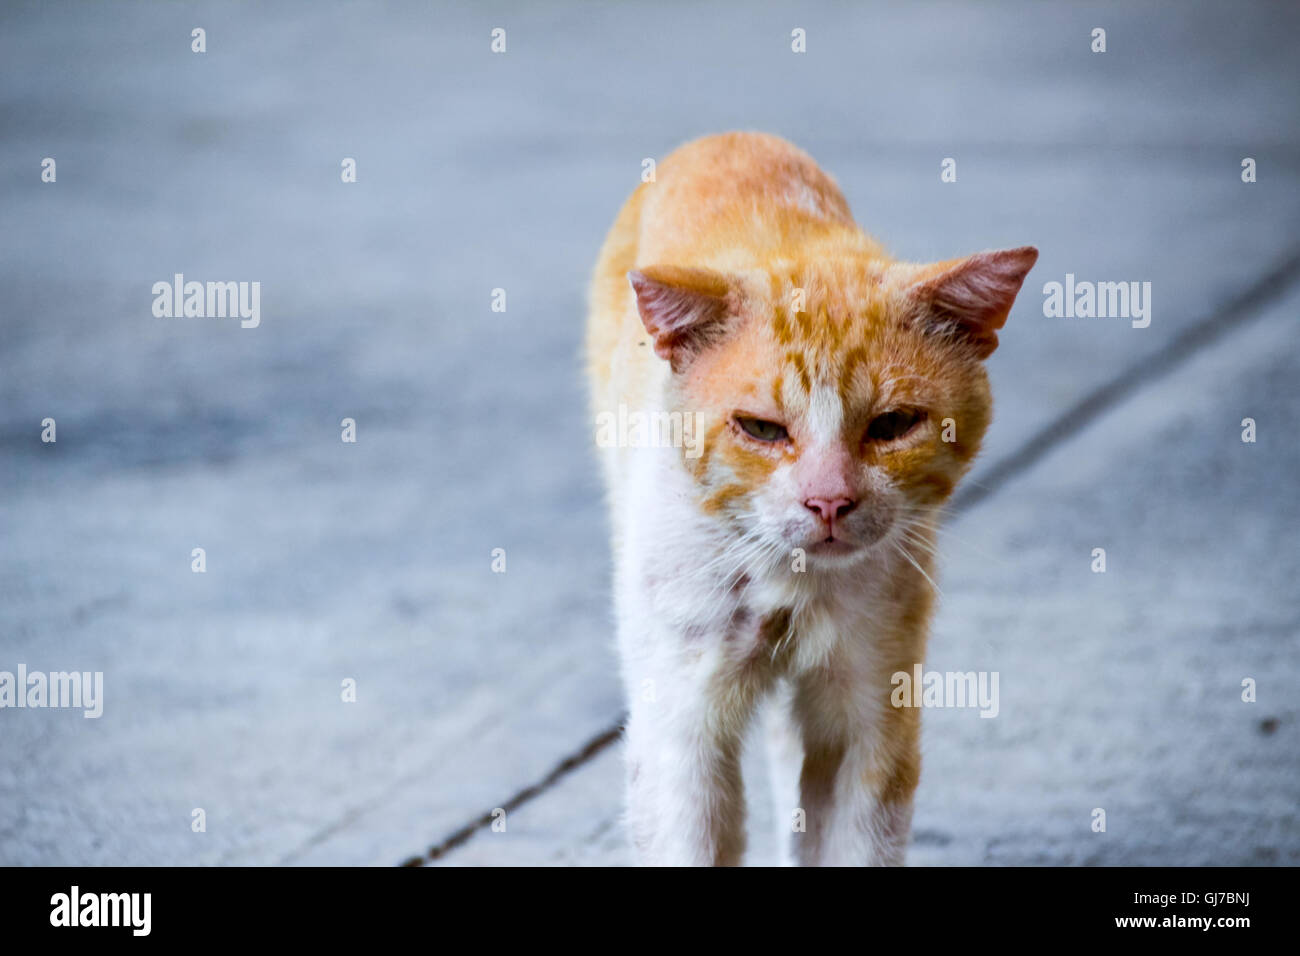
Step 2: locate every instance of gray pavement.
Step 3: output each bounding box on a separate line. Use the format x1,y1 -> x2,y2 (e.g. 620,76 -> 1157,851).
1,0 -> 1297,866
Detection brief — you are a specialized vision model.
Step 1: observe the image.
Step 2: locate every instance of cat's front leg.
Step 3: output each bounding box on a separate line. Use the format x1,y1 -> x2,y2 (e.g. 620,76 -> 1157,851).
789,670 -> 921,866
763,680 -> 804,866
621,633 -> 765,866
623,708 -> 745,866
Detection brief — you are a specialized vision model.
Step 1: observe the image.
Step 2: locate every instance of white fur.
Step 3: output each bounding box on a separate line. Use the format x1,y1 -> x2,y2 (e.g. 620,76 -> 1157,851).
805,384 -> 844,447
607,400 -> 924,866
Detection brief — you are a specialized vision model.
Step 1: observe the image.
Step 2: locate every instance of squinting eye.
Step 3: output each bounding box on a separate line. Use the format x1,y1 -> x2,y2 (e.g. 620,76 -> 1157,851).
736,416 -> 788,442
866,409 -> 926,442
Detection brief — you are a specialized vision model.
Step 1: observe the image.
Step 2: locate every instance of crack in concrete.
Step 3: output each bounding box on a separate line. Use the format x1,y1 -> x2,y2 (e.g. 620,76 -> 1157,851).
402,722 -> 625,866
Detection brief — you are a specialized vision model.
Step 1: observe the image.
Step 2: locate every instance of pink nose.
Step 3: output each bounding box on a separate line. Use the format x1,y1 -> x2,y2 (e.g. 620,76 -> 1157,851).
804,497 -> 856,524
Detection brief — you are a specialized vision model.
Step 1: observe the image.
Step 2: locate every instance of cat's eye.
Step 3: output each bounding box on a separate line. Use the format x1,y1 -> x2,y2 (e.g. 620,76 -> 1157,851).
735,416 -> 788,442
866,409 -> 926,442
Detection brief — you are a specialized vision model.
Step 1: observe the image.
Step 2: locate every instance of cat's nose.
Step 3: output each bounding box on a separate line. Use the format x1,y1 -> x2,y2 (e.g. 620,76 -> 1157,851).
804,497 -> 856,524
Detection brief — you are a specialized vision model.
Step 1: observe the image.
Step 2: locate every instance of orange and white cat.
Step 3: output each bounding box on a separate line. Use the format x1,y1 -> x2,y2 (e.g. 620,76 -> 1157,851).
586,132 -> 1036,866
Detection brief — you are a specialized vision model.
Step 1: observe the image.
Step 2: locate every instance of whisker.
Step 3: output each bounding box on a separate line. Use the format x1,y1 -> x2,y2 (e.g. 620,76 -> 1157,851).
897,511 -> 1004,565
890,538 -> 943,596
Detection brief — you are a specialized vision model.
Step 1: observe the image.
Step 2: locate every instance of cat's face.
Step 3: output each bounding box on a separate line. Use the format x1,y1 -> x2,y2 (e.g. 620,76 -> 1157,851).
631,248 -> 1036,570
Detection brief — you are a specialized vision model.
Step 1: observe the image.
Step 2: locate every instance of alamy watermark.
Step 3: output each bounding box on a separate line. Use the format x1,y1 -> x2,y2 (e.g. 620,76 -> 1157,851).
890,665 -> 999,718
0,665 -> 103,718
594,404 -> 703,458
50,886 -> 150,936
1043,274 -> 1151,328
152,273 -> 260,328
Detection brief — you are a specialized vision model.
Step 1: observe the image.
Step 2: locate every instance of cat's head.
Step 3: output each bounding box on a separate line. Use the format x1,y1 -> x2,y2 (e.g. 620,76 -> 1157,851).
629,246 -> 1037,570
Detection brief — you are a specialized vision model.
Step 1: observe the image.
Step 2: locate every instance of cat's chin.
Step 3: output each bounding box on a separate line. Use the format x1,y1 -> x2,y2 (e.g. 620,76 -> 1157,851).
803,537 -> 872,568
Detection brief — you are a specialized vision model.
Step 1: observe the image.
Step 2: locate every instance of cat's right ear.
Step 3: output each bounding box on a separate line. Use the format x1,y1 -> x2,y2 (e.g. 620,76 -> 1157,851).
905,246 -> 1039,359
628,266 -> 736,371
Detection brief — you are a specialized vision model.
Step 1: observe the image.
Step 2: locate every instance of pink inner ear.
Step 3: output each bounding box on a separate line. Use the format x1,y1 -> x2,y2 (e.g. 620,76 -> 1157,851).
914,246 -> 1038,357
628,268 -> 733,366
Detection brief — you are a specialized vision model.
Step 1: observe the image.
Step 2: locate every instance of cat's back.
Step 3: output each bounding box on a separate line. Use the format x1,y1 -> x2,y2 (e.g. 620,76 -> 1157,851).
637,131 -> 858,263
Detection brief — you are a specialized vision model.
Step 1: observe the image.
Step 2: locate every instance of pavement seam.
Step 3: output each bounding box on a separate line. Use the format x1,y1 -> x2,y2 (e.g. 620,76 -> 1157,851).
406,246 -> 1300,866
401,723 -> 624,866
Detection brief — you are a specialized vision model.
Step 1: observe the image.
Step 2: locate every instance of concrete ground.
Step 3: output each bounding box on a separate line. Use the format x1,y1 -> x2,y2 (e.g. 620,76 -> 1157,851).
0,1 -> 1296,866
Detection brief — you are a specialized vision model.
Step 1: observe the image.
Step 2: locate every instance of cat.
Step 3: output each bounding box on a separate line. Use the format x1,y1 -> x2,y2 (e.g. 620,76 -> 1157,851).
586,131 -> 1037,866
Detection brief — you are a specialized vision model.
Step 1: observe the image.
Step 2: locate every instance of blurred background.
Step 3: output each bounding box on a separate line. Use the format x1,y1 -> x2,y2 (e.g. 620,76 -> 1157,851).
1,0 -> 1297,865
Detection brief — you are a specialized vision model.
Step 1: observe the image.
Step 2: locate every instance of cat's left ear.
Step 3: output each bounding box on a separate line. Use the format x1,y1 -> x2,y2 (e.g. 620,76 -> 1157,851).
628,265 -> 738,371
906,246 -> 1038,358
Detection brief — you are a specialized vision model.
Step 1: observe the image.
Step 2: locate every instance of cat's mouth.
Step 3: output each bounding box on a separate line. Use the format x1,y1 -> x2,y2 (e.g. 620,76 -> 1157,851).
808,536 -> 859,556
